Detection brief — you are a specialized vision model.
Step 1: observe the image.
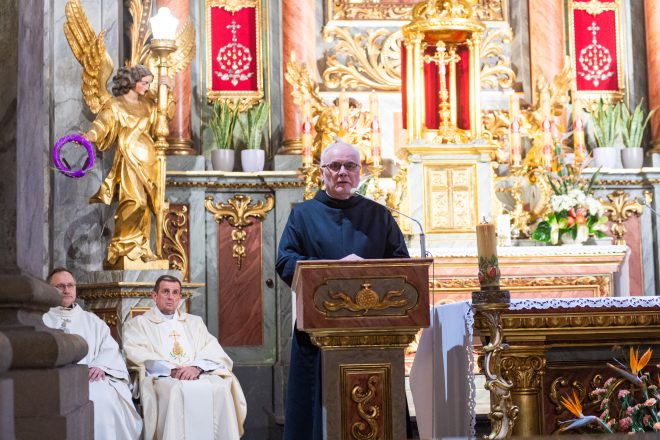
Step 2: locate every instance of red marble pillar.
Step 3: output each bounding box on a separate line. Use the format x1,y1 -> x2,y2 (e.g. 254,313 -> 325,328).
645,0 -> 660,149
528,0 -> 565,105
156,0 -> 195,155
280,0 -> 316,153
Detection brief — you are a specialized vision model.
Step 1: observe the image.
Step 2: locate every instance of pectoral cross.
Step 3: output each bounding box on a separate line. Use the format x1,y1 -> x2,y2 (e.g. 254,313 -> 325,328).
59,317 -> 71,334
169,329 -> 185,359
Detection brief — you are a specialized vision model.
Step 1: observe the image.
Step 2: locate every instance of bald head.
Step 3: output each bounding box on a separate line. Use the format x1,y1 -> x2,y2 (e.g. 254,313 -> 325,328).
320,142 -> 360,165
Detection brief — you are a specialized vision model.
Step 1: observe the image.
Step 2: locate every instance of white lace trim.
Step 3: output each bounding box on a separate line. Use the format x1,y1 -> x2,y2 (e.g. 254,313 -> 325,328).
465,305 -> 476,438
508,296 -> 660,310
412,244 -> 628,258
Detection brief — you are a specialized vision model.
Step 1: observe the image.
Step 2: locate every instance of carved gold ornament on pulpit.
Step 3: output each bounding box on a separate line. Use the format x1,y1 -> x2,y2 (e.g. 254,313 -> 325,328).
63,0 -> 194,269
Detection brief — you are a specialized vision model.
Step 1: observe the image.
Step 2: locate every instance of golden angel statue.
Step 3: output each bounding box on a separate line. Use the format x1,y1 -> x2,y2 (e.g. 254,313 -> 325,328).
63,0 -> 194,269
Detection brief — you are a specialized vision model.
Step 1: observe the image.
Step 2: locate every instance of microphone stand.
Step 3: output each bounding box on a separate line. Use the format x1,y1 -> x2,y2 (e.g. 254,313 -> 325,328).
352,190 -> 426,258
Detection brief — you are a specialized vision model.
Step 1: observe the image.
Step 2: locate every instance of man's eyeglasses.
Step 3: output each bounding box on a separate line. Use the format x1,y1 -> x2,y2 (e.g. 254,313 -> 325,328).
321,161 -> 360,172
54,283 -> 76,291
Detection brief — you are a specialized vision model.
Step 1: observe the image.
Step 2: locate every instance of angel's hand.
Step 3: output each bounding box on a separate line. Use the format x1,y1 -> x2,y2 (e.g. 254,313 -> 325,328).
159,75 -> 174,89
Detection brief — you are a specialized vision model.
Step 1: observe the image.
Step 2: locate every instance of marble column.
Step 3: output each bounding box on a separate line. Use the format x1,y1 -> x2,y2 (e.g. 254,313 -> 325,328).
157,0 -> 196,155
0,0 -> 92,437
528,0 -> 565,105
645,0 -> 660,150
280,0 -> 316,154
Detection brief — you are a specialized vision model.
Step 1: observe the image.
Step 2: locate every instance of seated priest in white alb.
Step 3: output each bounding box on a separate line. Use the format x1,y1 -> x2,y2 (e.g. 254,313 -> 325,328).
123,274 -> 247,440
43,267 -> 142,440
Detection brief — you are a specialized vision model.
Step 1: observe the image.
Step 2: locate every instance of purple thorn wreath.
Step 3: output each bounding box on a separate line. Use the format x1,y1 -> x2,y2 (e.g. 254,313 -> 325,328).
52,133 -> 95,178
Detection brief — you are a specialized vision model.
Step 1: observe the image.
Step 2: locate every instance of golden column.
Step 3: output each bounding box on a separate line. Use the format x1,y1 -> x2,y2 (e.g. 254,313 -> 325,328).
280,0 -> 316,154
528,0 -> 565,105
645,0 -> 660,151
157,0 -> 195,155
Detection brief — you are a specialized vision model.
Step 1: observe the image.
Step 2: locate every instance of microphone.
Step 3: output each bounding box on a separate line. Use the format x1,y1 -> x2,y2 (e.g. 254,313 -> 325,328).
636,196 -> 660,218
351,188 -> 427,258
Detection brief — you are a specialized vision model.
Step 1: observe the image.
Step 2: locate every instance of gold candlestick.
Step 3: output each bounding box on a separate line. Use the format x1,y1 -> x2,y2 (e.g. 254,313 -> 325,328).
149,38 -> 177,257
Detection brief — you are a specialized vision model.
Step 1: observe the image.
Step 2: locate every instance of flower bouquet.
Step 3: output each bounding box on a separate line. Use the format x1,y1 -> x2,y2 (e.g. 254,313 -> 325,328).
559,346 -> 660,434
532,164 -> 608,245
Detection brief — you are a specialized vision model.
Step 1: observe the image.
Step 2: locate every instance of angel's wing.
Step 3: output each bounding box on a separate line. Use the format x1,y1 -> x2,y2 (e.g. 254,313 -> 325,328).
140,16 -> 196,79
63,0 -> 113,114
127,0 -> 153,67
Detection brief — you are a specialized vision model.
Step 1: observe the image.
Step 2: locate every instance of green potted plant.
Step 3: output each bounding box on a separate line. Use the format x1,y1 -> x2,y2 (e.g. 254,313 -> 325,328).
208,101 -> 239,171
620,99 -> 656,169
589,98 -> 622,169
239,101 -> 269,172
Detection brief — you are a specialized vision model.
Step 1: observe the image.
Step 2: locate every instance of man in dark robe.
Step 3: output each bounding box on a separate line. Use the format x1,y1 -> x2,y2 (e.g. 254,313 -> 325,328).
276,142 -> 409,440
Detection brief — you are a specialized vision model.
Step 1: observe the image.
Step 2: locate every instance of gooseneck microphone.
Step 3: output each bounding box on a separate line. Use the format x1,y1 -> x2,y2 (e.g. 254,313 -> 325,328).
636,196 -> 660,218
351,188 -> 427,258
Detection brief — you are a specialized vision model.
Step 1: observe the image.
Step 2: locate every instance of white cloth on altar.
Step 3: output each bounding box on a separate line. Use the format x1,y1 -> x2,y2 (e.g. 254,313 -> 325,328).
409,296 -> 660,439
123,308 -> 246,440
409,301 -> 475,439
43,304 -> 142,440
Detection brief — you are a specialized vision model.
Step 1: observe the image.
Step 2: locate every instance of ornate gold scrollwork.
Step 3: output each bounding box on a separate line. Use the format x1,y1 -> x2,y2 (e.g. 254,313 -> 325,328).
473,302 -> 519,439
435,275 -> 612,297
575,0 -> 616,16
501,355 -> 546,390
326,0 -> 506,22
204,194 -> 274,268
600,190 -> 649,246
351,376 -> 380,440
480,27 -> 515,90
323,282 -> 408,314
549,376 -> 587,414
311,333 -> 417,348
321,27 -> 401,91
210,0 -> 258,13
162,205 -> 190,281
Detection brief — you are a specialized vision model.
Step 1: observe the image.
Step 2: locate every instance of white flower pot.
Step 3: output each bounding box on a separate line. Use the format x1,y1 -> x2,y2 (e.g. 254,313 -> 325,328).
241,149 -> 265,172
621,147 -> 644,169
211,149 -> 235,172
591,148 -> 617,169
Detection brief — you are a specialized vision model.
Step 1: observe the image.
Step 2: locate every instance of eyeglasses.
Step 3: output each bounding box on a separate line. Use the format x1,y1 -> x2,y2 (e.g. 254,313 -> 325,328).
321,161 -> 360,172
54,283 -> 76,291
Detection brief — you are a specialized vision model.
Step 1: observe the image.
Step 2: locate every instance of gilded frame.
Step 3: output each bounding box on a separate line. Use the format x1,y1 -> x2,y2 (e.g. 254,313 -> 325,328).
567,0 -> 625,105
206,0 -> 264,108
325,0 -> 508,23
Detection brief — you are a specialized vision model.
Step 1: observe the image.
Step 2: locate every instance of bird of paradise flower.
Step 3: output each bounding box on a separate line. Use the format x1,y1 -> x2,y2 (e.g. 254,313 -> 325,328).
559,390 -> 613,433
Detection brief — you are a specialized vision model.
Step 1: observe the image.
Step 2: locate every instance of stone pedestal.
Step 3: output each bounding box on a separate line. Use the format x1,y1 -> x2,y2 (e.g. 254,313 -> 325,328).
8,365 -> 93,440
0,332 -> 13,440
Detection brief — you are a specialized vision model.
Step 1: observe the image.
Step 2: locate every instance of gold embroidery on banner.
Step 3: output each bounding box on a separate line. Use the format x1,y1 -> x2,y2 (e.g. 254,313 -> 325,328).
208,0 -> 258,13
205,194 -> 274,268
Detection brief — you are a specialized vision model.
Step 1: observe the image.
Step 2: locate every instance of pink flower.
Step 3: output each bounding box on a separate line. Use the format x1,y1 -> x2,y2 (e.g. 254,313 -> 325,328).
619,389 -> 630,399
626,406 -> 634,416
600,409 -> 608,420
645,398 -> 657,407
653,422 -> 660,430
592,387 -> 607,396
619,417 -> 632,430
603,377 -> 615,388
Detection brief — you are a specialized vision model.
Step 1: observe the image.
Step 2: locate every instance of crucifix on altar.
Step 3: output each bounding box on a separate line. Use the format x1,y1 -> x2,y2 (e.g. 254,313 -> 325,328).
401,0 -> 485,144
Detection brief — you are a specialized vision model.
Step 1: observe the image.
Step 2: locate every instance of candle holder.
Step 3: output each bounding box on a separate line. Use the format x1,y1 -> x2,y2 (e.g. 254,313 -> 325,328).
149,38 -> 177,257
367,164 -> 385,201
299,164 -> 321,200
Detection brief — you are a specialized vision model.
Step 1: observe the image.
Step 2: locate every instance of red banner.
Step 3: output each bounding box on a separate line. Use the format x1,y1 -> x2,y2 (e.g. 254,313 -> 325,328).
209,6 -> 259,93
570,0 -> 621,93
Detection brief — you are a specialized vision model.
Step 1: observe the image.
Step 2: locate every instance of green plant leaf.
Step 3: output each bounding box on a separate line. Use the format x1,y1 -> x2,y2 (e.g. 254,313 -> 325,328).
532,221 -> 552,242
239,101 -> 270,150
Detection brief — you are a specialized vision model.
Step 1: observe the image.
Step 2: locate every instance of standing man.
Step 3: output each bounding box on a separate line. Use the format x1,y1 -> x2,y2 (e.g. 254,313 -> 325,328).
44,268 -> 142,440
123,274 -> 247,440
276,142 -> 410,440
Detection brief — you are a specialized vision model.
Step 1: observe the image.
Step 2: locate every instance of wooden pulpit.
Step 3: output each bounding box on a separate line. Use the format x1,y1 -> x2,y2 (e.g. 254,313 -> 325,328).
292,258 -> 432,440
